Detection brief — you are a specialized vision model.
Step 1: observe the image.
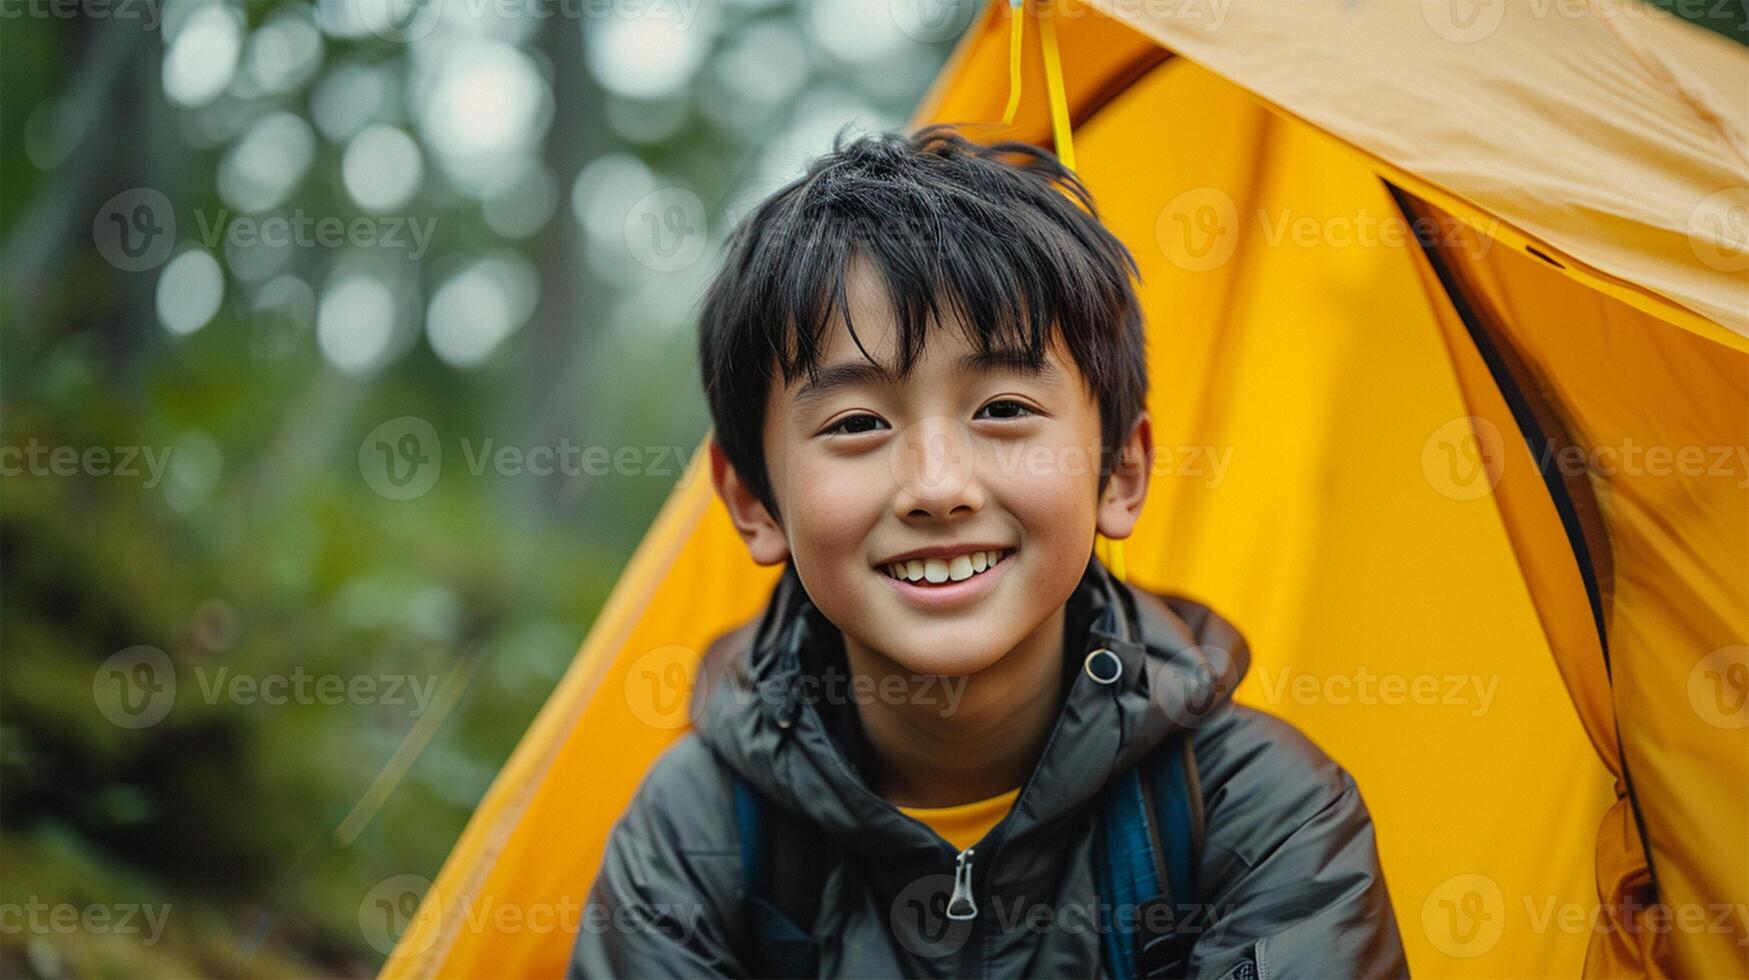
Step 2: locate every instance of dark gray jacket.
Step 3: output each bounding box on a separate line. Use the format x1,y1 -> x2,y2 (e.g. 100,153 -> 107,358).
572,558 -> 1406,978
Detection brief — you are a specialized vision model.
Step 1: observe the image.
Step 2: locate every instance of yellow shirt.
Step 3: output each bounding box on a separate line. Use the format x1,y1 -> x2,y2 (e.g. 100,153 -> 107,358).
895,788 -> 1021,851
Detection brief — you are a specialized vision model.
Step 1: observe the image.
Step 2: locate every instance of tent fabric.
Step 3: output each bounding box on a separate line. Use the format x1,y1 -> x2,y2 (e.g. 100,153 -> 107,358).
383,2 -> 1748,976
1412,210 -> 1749,976
924,0 -> 1749,344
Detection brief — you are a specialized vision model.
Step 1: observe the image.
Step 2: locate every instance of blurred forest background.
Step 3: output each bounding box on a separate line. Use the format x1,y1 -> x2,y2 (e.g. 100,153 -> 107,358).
5,0 -> 1742,976
0,0 -> 967,974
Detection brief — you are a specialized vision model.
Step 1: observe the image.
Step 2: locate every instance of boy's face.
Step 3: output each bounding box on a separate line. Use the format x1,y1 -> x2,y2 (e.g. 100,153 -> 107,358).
712,259 -> 1151,678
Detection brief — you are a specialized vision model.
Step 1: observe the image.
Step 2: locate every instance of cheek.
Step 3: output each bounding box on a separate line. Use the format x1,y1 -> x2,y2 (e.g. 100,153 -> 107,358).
780,453 -> 886,563
987,435 -> 1103,548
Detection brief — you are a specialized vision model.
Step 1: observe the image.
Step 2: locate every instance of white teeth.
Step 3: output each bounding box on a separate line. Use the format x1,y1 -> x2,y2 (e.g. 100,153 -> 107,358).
884,549 -> 1011,584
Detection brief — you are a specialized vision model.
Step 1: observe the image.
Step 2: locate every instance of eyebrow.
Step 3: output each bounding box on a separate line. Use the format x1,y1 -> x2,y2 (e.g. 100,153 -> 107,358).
958,348 -> 1064,383
793,361 -> 896,407
792,348 -> 1064,406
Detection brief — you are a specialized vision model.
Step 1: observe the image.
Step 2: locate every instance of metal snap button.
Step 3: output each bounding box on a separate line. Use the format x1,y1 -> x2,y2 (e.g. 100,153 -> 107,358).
1084,648 -> 1123,685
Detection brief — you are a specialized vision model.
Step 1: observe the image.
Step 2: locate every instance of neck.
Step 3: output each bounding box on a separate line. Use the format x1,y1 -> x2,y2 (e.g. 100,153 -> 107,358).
843,604 -> 1069,808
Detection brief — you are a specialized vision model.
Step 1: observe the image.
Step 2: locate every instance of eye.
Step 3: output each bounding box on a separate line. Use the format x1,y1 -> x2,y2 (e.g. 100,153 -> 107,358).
976,399 -> 1037,421
824,413 -> 888,436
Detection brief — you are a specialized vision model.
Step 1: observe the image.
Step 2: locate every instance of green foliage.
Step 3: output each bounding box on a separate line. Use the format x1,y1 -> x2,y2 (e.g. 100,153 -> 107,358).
0,1 -> 953,974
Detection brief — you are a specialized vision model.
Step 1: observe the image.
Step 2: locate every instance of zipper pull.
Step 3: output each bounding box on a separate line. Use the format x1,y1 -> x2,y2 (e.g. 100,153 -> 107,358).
945,847 -> 977,920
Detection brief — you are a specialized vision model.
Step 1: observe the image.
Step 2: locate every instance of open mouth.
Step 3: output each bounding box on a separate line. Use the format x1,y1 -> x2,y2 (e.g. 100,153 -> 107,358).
878,549 -> 1015,586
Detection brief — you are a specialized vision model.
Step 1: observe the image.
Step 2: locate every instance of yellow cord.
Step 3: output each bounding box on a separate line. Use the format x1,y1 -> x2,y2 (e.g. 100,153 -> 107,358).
1013,0 -> 1102,577
1002,0 -> 1025,124
1037,2 -> 1075,171
1096,535 -> 1128,583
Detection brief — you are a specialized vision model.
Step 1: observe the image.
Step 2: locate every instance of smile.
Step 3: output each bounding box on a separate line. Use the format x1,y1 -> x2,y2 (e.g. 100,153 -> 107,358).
878,548 -> 1014,586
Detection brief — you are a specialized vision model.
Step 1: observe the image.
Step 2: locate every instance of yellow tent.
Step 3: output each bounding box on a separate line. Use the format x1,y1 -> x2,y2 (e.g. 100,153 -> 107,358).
383,1 -> 1748,976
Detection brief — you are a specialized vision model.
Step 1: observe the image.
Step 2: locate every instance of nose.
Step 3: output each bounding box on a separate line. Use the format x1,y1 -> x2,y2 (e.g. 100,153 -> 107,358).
890,417 -> 985,521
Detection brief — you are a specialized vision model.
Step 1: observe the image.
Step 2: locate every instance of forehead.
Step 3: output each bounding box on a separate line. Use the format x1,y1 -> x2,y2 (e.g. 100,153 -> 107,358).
788,255 -> 1076,388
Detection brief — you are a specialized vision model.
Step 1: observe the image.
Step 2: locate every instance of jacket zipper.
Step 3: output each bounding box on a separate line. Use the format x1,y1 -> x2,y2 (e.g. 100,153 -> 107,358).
946,847 -> 977,919
951,842 -> 987,979
946,579 -> 1138,978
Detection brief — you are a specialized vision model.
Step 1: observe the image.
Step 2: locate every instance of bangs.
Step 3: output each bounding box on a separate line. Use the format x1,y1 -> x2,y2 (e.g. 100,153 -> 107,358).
730,129 -> 1135,389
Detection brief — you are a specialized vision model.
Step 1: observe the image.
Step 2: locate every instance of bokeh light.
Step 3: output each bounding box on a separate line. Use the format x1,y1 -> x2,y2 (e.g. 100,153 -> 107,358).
585,12 -> 713,99
156,249 -> 226,336
425,252 -> 539,368
343,125 -> 425,212
317,269 -> 401,374
162,3 -> 244,108
218,111 -> 317,213
418,40 -> 552,195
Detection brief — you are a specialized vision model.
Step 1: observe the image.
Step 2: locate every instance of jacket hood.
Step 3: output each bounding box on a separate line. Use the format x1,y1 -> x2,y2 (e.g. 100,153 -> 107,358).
691,555 -> 1249,900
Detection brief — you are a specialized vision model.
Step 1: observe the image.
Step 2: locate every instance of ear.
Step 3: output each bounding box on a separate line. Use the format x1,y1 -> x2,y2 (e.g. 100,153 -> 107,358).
710,439 -> 791,566
1096,411 -> 1154,540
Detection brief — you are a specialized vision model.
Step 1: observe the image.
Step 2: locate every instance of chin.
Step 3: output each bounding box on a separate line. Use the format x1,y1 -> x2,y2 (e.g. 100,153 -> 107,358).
862,620 -> 1016,678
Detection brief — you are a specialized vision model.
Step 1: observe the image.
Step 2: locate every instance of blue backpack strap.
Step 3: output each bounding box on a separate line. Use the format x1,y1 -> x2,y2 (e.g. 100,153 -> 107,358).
728,769 -> 822,978
730,770 -> 768,896
1096,733 -> 1204,979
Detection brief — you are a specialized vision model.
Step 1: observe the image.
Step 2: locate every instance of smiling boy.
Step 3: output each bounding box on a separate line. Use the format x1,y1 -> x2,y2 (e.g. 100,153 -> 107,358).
571,127 -> 1406,978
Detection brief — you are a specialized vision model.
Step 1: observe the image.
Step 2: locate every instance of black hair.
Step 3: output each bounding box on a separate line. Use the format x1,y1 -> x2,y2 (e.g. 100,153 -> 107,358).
698,124 -> 1146,518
